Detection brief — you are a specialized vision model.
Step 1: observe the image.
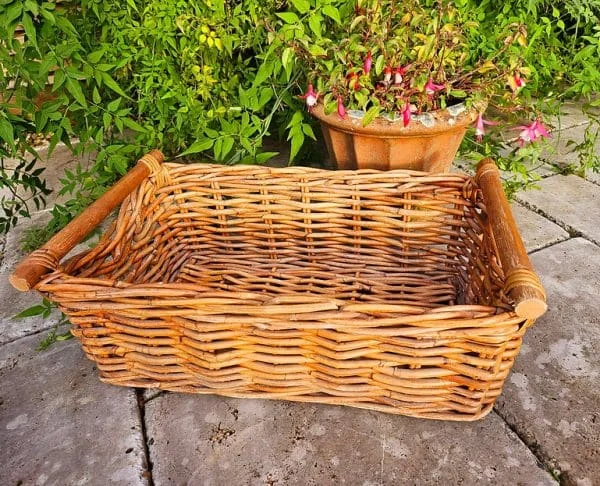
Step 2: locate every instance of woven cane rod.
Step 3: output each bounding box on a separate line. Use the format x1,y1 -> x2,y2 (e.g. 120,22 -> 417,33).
36,163 -> 535,420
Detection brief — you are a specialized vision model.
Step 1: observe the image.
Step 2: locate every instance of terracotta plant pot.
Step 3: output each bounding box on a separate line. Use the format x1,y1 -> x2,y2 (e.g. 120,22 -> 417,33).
312,103 -> 479,172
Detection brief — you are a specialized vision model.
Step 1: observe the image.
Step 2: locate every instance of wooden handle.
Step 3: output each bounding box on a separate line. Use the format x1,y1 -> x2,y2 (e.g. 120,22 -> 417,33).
9,150 -> 165,292
475,158 -> 547,320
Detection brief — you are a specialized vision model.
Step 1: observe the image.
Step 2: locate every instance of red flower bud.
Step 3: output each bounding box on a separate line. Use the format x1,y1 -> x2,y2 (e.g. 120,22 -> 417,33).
337,96 -> 347,119
363,51 -> 372,75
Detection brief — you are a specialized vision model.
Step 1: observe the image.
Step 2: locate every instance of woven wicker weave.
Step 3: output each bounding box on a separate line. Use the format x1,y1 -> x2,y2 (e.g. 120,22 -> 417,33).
11,152 -> 546,420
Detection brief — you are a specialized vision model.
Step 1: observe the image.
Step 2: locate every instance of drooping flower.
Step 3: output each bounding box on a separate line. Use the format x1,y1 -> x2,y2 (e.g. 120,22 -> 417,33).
514,74 -> 526,89
424,78 -> 445,96
393,65 -> 408,85
474,113 -> 499,142
517,120 -> 550,146
383,66 -> 393,85
347,72 -> 361,91
337,96 -> 347,119
363,51 -> 373,75
533,119 -> 550,139
401,101 -> 411,127
299,84 -> 319,110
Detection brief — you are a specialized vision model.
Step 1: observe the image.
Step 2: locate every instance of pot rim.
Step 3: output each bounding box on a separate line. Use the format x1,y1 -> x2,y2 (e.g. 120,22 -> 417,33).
311,101 -> 482,137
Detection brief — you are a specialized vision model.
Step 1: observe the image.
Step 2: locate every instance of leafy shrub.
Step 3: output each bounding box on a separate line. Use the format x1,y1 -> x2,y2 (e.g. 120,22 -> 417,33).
1,0 -> 599,235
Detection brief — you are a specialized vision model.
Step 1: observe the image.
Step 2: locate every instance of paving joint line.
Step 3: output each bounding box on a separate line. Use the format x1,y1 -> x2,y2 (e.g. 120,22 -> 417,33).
493,408 -> 564,484
135,389 -> 155,486
552,119 -> 590,132
515,197 -> 600,248
142,390 -> 168,404
526,237 -> 572,256
0,321 -> 60,348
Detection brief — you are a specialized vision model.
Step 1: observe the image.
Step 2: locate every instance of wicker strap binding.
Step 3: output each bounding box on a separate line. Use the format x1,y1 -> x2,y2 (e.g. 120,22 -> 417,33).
504,268 -> 546,299
25,248 -> 60,271
140,151 -> 171,187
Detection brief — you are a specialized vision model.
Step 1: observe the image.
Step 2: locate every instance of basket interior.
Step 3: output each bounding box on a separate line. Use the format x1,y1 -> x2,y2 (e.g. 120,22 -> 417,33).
66,163 -> 508,310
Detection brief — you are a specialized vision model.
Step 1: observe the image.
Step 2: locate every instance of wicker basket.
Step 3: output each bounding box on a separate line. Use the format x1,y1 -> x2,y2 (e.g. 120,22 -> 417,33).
11,151 -> 546,421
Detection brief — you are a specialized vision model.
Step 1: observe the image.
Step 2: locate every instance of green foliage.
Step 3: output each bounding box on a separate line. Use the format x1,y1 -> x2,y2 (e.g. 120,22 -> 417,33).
36,321 -> 72,351
20,223 -> 54,252
1,0 -> 599,236
14,298 -> 71,350
284,0 -> 535,117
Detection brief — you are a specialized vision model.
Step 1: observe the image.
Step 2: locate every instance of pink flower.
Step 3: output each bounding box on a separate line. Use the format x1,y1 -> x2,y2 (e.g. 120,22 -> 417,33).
424,78 -> 445,96
517,120 -> 550,146
363,51 -> 372,75
299,84 -> 318,110
533,119 -> 550,138
474,113 -> 499,142
337,96 -> 347,119
401,101 -> 411,127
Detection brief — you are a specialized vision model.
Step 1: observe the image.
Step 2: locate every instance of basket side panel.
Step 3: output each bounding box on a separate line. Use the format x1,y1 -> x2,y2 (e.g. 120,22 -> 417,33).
39,278 -> 530,421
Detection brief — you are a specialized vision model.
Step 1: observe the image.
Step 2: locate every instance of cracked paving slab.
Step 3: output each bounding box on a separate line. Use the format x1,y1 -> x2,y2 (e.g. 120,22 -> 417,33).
0,331 -> 148,485
495,238 -> 600,485
145,392 -> 556,485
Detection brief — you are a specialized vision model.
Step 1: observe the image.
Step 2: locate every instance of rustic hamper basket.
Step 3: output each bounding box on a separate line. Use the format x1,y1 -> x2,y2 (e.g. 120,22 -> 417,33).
11,151 -> 546,421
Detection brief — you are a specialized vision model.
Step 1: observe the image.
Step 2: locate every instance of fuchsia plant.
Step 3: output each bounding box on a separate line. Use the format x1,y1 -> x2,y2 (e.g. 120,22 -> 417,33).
294,0 -> 550,147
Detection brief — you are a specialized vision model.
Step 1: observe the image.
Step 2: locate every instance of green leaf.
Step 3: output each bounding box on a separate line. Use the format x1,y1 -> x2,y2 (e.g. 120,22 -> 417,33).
220,137 -> 234,160
289,131 -> 304,162
0,118 -> 15,147
290,0 -> 310,14
66,78 -> 87,107
92,87 -> 101,104
122,118 -> 146,133
375,55 -> 385,76
302,123 -> 316,140
22,13 -> 37,49
276,12 -> 300,24
179,138 -> 214,157
308,14 -> 322,37
103,112 -> 112,128
308,43 -> 327,57
450,89 -> 468,99
323,6 -> 341,24
14,305 -> 47,318
362,106 -> 381,127
252,61 -> 273,87
254,152 -> 278,164
4,3 -> 23,26
107,98 -> 121,112
87,49 -> 105,64
282,47 -> 294,81
101,72 -> 129,98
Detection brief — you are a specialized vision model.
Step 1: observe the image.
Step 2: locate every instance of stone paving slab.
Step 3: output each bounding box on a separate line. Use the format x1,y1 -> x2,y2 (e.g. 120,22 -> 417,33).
0,331 -> 148,485
586,169 -> 600,186
145,393 -> 555,485
516,174 -> 600,245
0,272 -> 60,345
0,208 -> 107,344
511,203 -> 569,253
495,238 -> 600,485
